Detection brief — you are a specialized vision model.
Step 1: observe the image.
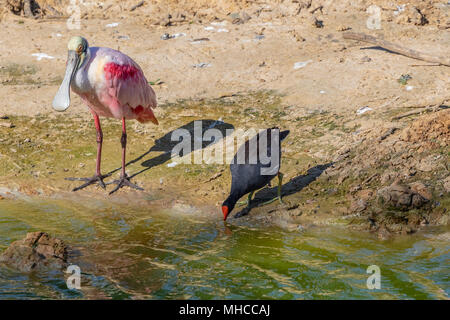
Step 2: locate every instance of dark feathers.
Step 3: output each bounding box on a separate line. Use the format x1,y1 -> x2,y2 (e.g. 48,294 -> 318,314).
222,127 -> 289,219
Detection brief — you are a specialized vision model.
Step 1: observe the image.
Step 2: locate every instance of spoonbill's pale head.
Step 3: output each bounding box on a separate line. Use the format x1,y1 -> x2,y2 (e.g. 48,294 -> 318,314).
52,36 -> 89,112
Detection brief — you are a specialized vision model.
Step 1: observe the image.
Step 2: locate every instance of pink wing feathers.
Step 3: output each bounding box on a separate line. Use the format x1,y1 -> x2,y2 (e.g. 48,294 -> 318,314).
99,48 -> 158,124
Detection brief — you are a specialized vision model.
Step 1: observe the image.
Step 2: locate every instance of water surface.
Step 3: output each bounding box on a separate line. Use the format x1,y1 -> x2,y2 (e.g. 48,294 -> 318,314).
0,198 -> 448,299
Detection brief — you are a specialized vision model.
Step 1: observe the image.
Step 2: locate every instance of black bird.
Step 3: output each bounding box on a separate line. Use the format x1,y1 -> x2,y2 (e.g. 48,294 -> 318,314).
222,127 -> 290,220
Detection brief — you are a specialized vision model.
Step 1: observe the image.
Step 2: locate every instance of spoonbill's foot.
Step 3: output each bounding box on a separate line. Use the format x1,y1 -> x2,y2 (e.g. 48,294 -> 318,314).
65,174 -> 111,191
107,175 -> 144,195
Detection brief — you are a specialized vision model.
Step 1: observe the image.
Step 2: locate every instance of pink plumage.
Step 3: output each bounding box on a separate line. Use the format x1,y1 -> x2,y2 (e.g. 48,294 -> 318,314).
73,47 -> 158,124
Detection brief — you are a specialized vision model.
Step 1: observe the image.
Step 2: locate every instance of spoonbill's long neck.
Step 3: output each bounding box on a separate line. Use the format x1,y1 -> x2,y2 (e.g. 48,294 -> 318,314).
79,48 -> 91,71
72,49 -> 92,93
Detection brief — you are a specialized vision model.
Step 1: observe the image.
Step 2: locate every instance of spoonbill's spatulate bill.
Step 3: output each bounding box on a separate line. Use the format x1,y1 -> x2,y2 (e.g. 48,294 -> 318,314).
53,36 -> 158,194
222,128 -> 290,220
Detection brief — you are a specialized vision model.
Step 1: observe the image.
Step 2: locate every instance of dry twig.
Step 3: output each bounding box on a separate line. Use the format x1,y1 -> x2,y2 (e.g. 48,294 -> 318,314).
343,32 -> 450,67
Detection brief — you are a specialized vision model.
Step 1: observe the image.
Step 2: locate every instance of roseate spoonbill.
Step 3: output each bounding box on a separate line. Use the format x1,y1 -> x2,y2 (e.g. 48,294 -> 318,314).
53,36 -> 158,194
222,128 -> 290,220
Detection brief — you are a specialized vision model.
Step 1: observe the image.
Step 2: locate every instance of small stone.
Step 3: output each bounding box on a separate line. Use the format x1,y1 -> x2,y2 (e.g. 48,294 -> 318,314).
409,182 -> 432,200
337,25 -> 351,32
350,198 -> 367,213
241,11 -> 251,23
443,176 -> 450,193
327,188 -> 338,195
394,6 -> 427,26
229,11 -> 251,24
377,182 -> 429,210
377,225 -> 391,240
0,122 -> 15,128
401,226 -> 414,235
357,189 -> 374,201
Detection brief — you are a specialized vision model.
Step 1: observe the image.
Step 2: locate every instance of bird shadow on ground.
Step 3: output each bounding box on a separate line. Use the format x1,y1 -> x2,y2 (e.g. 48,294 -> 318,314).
233,163 -> 333,219
104,119 -> 234,179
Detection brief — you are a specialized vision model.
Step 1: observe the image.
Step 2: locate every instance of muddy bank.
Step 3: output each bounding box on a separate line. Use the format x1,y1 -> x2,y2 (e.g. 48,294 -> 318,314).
0,0 -> 449,236
1,1 -> 449,117
0,93 -> 448,237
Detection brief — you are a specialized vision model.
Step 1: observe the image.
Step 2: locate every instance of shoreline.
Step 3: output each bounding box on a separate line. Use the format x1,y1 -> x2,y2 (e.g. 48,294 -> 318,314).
0,92 -> 448,239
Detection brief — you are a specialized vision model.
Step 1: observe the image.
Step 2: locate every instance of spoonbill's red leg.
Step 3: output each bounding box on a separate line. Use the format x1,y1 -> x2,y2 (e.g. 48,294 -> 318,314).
94,113 -> 103,178
66,113 -> 111,191
108,117 -> 144,195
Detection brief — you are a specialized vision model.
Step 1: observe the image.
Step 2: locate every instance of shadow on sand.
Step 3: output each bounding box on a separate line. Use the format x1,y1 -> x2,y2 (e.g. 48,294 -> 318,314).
233,163 -> 333,219
105,119 -> 234,179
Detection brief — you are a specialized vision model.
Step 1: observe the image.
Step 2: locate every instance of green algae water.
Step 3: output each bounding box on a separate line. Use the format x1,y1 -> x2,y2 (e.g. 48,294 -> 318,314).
0,198 -> 448,300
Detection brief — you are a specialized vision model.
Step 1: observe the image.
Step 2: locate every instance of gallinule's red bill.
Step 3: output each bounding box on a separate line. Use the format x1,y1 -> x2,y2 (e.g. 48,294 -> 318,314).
222,128 -> 290,220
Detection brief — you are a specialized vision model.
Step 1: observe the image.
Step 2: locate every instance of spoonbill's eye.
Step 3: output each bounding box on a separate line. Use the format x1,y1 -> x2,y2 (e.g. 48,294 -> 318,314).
77,44 -> 83,54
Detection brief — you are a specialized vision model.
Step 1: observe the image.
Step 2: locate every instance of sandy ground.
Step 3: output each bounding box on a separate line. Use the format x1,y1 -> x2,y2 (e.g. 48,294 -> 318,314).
0,0 -> 449,237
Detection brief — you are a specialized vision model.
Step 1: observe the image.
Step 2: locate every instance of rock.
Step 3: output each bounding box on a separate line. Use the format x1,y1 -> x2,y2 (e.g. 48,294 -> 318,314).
230,11 -> 251,24
152,12 -> 188,26
240,11 -> 251,22
0,121 -> 14,128
378,127 -> 398,141
170,11 -> 187,25
350,198 -> 367,213
401,226 -> 414,235
416,156 -> 435,172
394,6 -> 427,26
337,25 -> 351,32
327,188 -> 338,195
337,173 -> 348,184
443,176 -> 450,193
380,171 -> 399,185
279,2 -> 303,17
153,14 -> 171,26
6,0 -> 42,17
377,225 -> 391,240
377,183 -> 429,210
409,182 -> 432,200
357,189 -> 374,201
0,232 -> 68,272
